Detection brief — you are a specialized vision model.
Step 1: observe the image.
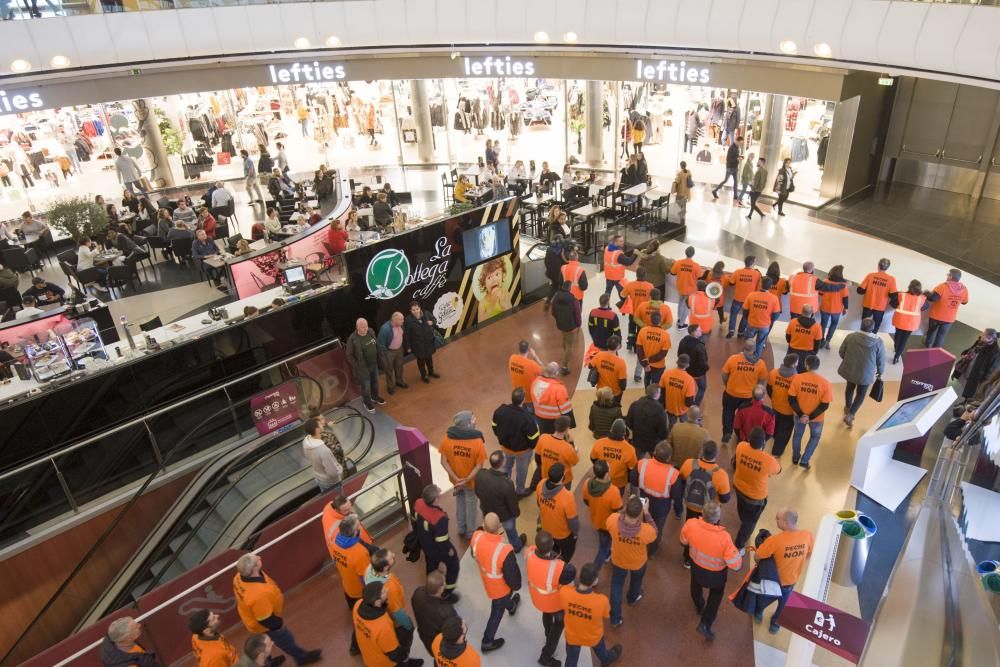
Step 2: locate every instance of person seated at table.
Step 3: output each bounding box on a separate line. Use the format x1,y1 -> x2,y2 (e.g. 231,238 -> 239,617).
22,276 -> 65,305
268,168 -> 295,200
121,189 -> 140,215
192,229 -> 223,287
373,192 -> 394,231
539,161 -> 561,191
272,298 -> 286,308
264,208 -> 283,238
327,217 -> 349,254
105,204 -> 121,229
490,175 -> 507,201
453,174 -> 471,203
243,305 -> 259,319
546,211 -> 571,243
0,222 -> 17,249
76,236 -> 110,291
137,197 -> 157,230
173,199 -> 196,227
19,211 -> 48,237
14,295 -> 44,320
250,222 -> 267,242
381,182 -> 400,207
304,205 -> 321,226
356,185 -> 376,207
197,207 -> 218,239
106,228 -> 137,257
167,221 -> 194,244
235,239 -> 252,255
210,181 -> 235,219
619,154 -> 639,189
288,202 -> 309,225
0,262 -> 17,290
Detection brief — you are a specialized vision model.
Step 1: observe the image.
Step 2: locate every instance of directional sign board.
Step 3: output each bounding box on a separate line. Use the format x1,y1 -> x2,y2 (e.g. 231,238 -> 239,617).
778,592 -> 871,663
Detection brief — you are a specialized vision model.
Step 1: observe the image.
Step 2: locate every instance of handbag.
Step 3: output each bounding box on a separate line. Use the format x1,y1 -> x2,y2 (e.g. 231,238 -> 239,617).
686,173 -> 694,189
869,376 -> 884,402
587,366 -> 599,387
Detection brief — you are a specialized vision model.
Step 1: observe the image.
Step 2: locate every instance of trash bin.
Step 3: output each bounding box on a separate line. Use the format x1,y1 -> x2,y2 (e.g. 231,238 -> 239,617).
976,560 -> 1000,593
832,511 -> 877,587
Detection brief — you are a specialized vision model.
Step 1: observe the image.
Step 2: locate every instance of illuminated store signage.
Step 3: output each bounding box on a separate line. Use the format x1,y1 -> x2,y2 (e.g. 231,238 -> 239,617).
463,57 -> 535,77
635,59 -> 710,85
267,62 -> 346,84
0,89 -> 43,112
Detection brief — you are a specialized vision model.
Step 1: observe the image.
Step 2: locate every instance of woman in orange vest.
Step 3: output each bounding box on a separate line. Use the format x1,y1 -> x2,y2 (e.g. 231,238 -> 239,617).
603,234 -> 637,298
526,531 -> 577,666
890,279 -> 930,364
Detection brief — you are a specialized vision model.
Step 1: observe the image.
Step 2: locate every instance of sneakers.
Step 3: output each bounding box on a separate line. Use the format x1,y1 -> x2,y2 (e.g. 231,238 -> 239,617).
508,592 -> 521,616
696,623 -> 716,641
626,593 -> 643,605
791,456 -> 800,465
538,656 -> 562,667
482,638 -> 506,653
610,618 -> 623,628
753,611 -> 763,623
374,397 -> 387,406
396,381 -> 409,388
726,331 -> 735,339
769,620 -> 781,634
421,375 -> 430,383
800,461 -> 812,471
602,644 -> 623,666
364,404 -> 375,414
684,560 -> 692,570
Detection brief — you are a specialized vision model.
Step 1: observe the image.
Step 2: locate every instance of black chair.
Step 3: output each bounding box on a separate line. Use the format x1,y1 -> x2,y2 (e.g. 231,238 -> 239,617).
170,237 -> 194,263
1,248 -> 40,276
220,200 -> 238,228
30,229 -> 54,266
139,316 -> 162,332
214,220 -> 230,240
107,261 -> 142,298
146,236 -> 170,261
130,235 -> 156,277
73,267 -> 103,294
57,249 -> 79,266
0,286 -> 22,310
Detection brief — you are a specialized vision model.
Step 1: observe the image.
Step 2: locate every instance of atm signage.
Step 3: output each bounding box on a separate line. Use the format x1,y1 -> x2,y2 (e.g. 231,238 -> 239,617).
268,62 -> 346,84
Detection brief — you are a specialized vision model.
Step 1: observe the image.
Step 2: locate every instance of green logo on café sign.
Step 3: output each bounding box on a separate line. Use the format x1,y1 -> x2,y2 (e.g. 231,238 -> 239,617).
366,249 -> 411,300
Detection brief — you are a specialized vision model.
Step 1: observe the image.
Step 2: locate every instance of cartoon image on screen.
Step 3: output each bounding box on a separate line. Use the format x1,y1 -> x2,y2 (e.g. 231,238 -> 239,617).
472,256 -> 513,321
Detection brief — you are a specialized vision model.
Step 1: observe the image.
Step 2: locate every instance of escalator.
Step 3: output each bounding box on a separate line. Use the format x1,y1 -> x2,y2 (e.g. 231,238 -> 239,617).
80,403 -> 380,628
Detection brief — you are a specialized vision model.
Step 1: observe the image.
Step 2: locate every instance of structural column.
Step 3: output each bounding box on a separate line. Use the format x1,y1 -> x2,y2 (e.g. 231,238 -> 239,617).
758,93 -> 786,186
409,80 -> 435,162
585,80 -> 603,164
133,98 -> 175,189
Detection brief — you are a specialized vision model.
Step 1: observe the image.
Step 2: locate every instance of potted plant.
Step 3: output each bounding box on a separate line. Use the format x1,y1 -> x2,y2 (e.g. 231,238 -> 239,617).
47,197 -> 110,243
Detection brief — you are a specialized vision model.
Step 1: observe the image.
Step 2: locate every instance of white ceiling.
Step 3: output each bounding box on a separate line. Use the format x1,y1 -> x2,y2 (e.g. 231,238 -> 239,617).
2,0 -> 999,87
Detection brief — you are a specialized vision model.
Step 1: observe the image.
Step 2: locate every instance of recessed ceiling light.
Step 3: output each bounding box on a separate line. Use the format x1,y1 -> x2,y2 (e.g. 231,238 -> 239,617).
11,59 -> 30,73
294,37 -> 310,49
533,31 -> 550,43
779,40 -> 797,55
563,31 -> 578,43
813,42 -> 832,58
326,35 -> 341,47
50,55 -> 70,68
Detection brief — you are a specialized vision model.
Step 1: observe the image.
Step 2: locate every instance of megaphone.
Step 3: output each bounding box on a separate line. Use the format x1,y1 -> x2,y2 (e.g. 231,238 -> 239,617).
705,282 -> 724,300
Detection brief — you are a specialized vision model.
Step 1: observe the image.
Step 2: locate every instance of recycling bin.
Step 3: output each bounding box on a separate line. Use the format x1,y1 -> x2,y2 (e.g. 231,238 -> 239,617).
832,510 -> 877,587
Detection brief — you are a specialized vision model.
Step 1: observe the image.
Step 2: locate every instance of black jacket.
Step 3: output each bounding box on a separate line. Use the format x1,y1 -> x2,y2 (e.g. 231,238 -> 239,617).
404,310 -> 437,359
474,468 -> 520,522
678,335 -> 709,377
100,636 -> 161,667
725,142 -> 741,170
544,243 -> 567,281
492,402 -> 540,452
551,289 -> 581,333
411,586 -> 458,651
625,396 -> 668,456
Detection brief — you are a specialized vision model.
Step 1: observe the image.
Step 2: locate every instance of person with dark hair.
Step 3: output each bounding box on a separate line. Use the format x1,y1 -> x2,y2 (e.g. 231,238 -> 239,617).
475,450 -> 526,552
411,572 -> 459,655
491,387 -> 541,496
818,264 -> 849,349
837,317 -> 885,428
526,531 -> 577,667
635,309 -> 671,385
712,137 -> 743,201
677,324 -> 709,406
671,246 -> 701,329
432,616 -> 480,666
189,610 -> 238,667
731,384 -> 775,447
552,281 -> 582,375
352,581 -> 424,666
679,440 -> 731,521
607,496 -> 657,627
329,515 -> 374,655
636,442 -> 683,555
21,276 -> 65,305
626,384 -> 668,459
659,354 -> 698,429
721,340 -> 769,444
732,427 -> 781,550
559,563 -> 622,666
588,293 -> 621,351
768,354 -> 799,457
302,415 -> 342,493
925,268 -> 969,348
726,255 -> 761,338
784,304 -> 822,372
591,419 -> 638,495
788,355 -> 832,470
413,485 -> 461,601
857,258 -> 897,333
955,329 -> 1000,402
114,147 -> 148,197
747,157 -> 768,220
234,634 -> 273,667
583,459 -> 623,569
889,279 -> 930,364
508,339 -> 543,398
537,463 -> 580,561
619,265 -> 653,351
534,415 -> 580,492
679,500 -> 742,640
404,301 -> 439,382
471,513 -> 522,653
589,335 -> 628,404
364,548 -> 416,657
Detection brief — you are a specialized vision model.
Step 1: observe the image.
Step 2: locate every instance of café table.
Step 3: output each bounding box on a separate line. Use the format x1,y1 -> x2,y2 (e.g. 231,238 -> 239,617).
568,203 -> 608,255
520,193 -> 553,236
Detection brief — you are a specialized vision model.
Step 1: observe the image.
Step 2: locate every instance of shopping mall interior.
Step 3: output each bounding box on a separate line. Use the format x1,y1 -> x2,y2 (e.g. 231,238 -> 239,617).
1,1 -> 999,666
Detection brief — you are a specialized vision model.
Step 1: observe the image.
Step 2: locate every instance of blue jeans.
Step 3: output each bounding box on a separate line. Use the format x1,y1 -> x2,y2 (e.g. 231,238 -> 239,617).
677,296 -> 689,326
693,374 -> 707,407
358,366 -> 381,408
792,420 -> 824,465
454,487 -> 478,535
605,278 -> 623,297
594,529 -> 612,568
483,592 -> 516,642
267,625 -> 308,663
714,167 -> 738,195
501,517 -> 523,550
746,325 -> 769,360
610,564 -> 647,624
644,365 -> 664,387
820,311 -> 841,344
925,319 -> 953,348
728,301 -> 747,335
503,450 -> 533,494
736,181 -> 750,202
566,638 -> 614,667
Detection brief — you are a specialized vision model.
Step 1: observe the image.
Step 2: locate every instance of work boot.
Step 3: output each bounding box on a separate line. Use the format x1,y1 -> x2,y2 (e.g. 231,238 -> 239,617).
696,624 -> 716,641
538,656 -> 562,667
769,619 -> 781,634
508,592 -> 521,616
602,644 -> 623,666
299,650 -> 323,665
482,638 -> 506,653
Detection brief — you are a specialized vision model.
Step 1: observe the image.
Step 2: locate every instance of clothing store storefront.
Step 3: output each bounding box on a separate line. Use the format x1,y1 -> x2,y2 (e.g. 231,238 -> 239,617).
0,52 -> 883,219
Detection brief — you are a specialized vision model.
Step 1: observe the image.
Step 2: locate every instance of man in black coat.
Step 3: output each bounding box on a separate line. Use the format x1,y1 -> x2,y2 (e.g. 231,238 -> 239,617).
625,384 -> 669,458
474,451 -> 527,552
712,137 -> 743,201
551,281 -> 581,376
491,388 -> 541,496
677,324 -> 709,407
411,571 -> 458,655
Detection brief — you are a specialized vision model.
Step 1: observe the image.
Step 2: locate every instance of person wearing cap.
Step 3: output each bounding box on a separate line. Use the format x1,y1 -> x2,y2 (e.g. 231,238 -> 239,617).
432,616 -> 481,666
22,275 -> 65,305
353,581 -> 424,667
537,463 -> 580,562
525,531 -> 577,667
470,512 -> 522,653
439,410 -> 487,539
189,610 -> 239,667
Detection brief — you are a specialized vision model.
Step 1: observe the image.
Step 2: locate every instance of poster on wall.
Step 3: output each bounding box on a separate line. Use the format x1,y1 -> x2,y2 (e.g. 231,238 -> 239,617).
344,198 -> 523,339
250,379 -> 303,436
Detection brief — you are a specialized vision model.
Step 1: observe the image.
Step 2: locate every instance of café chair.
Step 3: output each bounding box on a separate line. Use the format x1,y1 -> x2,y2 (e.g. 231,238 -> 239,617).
1,248 -> 40,277
171,237 -> 194,264
130,235 -> 156,277
226,234 -> 244,253
57,249 -> 79,267
146,236 -> 170,261
0,286 -> 22,311
220,200 -> 239,228
107,260 -> 143,298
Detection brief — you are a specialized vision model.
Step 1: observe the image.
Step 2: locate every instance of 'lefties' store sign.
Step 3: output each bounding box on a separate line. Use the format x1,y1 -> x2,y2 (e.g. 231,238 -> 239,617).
267,62 -> 346,84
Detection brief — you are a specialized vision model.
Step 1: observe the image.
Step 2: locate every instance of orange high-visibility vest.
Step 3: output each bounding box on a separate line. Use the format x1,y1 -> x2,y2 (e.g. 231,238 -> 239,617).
531,376 -> 571,420
684,519 -> 742,572
604,248 -> 625,281
525,546 -> 565,613
470,530 -> 513,600
637,459 -> 680,499
892,292 -> 926,332
561,261 -> 585,300
788,273 -> 819,314
687,292 -> 716,333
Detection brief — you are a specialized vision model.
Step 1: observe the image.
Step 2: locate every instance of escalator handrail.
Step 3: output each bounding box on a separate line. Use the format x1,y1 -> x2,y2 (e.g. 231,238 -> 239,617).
141,404 -> 374,597
3,374 -> 325,665
335,411 -> 376,463
0,338 -> 343,482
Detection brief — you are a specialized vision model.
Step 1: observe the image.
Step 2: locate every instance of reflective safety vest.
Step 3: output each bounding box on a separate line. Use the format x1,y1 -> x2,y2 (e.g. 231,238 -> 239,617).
892,292 -> 926,333
561,261 -> 585,300
788,272 -> 819,315
687,292 -> 716,332
525,546 -> 565,613
637,458 -> 680,499
604,248 -> 625,281
531,376 -> 572,420
470,530 -> 513,600
684,519 -> 742,572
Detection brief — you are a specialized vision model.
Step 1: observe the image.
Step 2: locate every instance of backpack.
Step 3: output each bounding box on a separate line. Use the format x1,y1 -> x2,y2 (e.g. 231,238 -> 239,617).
685,461 -> 719,510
